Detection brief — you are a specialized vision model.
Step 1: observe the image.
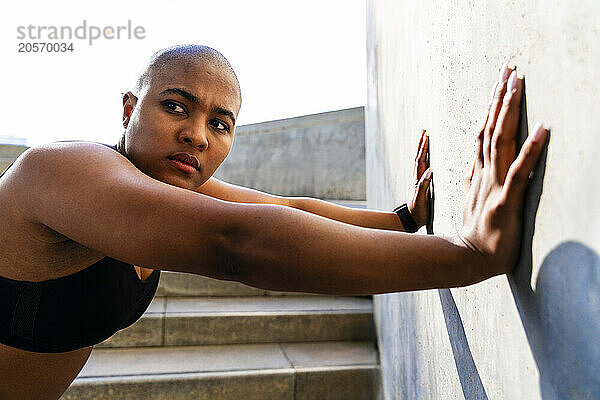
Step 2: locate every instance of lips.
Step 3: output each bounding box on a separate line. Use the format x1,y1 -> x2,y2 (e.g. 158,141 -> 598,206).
168,153 -> 200,170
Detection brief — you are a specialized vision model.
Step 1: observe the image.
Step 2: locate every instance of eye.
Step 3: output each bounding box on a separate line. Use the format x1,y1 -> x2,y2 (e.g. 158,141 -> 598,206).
209,119 -> 230,133
162,101 -> 186,114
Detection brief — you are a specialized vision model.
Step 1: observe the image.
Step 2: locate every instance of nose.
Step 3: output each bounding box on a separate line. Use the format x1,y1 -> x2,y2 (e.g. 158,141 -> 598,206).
178,123 -> 209,150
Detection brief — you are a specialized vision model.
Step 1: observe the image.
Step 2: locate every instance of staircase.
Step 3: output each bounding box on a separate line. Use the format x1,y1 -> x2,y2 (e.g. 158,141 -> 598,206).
60,199 -> 380,400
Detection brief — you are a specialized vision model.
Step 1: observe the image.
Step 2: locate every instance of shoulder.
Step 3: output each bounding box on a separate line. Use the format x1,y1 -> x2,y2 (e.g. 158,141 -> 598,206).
6,141 -> 119,170
0,141 -> 233,275
2,140 -> 137,221
9,141 -> 131,185
19,140 -> 122,167
0,140 -> 113,186
0,142 -> 125,253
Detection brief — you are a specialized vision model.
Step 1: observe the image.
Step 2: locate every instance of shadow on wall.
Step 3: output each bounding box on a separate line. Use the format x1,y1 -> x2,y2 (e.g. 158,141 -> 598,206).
507,80 -> 599,399
507,107 -> 600,398
441,236 -> 600,400
437,82 -> 599,399
511,242 -> 600,400
438,289 -> 489,400
434,84 -> 541,400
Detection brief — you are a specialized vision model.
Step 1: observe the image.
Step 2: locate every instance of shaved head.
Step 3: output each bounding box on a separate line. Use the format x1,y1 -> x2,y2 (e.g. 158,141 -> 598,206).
133,44 -> 241,107
117,44 -> 242,172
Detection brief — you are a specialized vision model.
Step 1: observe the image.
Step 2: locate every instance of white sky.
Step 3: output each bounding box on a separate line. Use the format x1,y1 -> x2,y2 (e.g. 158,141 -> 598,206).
0,0 -> 366,147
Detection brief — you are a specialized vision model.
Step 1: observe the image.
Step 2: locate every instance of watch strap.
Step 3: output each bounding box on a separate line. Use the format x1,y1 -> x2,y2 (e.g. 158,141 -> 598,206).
393,203 -> 419,233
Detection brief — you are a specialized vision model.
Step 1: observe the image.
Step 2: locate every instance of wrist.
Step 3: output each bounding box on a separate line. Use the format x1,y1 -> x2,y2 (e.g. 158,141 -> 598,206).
407,203 -> 425,228
393,203 -> 419,233
452,233 -> 499,283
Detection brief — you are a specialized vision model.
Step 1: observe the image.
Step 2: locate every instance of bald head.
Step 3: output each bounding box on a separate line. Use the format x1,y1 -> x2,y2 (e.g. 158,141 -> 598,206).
134,44 -> 241,107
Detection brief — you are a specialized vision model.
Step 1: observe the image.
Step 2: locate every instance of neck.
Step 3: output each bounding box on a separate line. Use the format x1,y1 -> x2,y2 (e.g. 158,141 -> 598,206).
115,135 -> 127,158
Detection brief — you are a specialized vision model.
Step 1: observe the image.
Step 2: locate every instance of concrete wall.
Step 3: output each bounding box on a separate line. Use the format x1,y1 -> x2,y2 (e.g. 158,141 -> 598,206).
214,107 -> 366,200
366,1 -> 599,399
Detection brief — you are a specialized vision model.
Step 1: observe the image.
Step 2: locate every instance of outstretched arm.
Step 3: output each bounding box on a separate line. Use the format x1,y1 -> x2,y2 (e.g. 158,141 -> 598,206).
198,178 -> 414,232
218,64 -> 546,295
220,202 -> 483,295
196,130 -> 432,233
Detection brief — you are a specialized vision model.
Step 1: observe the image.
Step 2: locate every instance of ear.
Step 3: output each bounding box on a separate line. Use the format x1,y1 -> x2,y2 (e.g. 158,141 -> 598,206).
122,92 -> 138,128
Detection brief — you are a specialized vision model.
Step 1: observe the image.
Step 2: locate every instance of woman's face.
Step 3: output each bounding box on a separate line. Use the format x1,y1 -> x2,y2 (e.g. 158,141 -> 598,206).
121,59 -> 240,190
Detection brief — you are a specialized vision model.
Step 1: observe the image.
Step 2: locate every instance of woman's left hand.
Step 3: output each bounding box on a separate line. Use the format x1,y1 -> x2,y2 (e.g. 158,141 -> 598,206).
408,130 -> 432,228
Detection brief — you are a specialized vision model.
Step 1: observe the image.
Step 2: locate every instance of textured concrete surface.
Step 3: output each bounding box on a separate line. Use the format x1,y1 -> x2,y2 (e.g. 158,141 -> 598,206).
97,296 -> 375,348
62,342 -> 378,400
62,370 -> 295,400
96,314 -> 163,348
81,342 -> 377,377
294,367 -> 379,400
214,107 -> 366,200
164,296 -> 375,346
282,341 -> 378,368
80,344 -> 292,377
366,1 -> 599,399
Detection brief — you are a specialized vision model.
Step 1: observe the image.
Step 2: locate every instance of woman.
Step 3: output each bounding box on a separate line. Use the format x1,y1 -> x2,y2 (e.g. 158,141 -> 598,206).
0,45 -> 546,399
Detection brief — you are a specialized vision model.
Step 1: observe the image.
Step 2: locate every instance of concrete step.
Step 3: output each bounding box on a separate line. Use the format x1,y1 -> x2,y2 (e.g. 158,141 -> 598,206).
98,296 -> 375,348
62,341 -> 380,400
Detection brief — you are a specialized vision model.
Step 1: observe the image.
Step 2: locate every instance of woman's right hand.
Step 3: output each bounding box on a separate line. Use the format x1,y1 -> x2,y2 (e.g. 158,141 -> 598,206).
459,64 -> 548,276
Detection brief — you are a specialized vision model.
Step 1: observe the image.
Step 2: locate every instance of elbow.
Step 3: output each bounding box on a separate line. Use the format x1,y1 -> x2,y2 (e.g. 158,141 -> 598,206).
209,201 -> 288,286
209,210 -> 248,282
218,237 -> 246,282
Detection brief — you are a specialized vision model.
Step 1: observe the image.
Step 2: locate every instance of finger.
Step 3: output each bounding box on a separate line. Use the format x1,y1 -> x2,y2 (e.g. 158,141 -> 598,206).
475,81 -> 498,171
416,129 -> 426,153
415,130 -> 426,163
464,174 -> 472,192
465,160 -> 476,191
417,167 -> 433,203
502,121 -> 548,204
413,130 -> 426,179
483,64 -> 513,168
492,70 -> 522,184
416,132 -> 429,179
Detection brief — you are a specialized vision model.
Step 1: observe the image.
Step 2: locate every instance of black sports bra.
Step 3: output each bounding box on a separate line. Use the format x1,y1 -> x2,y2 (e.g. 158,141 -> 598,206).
0,141 -> 160,353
